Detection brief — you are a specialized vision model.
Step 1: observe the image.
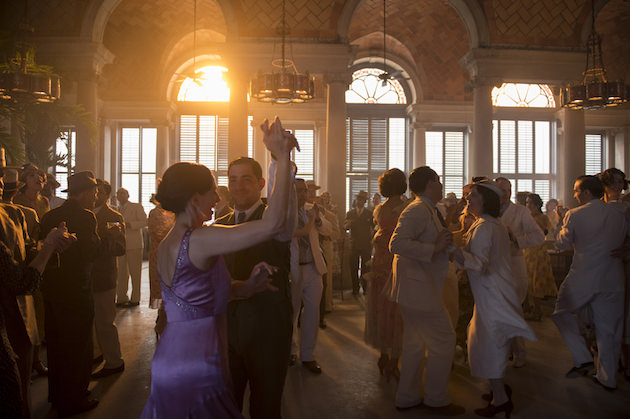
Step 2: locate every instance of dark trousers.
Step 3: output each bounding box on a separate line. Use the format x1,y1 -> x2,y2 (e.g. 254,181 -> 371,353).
350,247 -> 371,293
44,298 -> 93,413
228,298 -> 292,419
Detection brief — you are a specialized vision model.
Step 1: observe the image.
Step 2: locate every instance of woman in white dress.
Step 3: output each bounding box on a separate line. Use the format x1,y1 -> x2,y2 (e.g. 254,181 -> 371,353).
452,180 -> 536,418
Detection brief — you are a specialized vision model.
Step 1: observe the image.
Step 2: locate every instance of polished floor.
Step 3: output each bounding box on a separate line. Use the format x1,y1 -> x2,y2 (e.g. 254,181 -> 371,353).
30,262 -> 630,418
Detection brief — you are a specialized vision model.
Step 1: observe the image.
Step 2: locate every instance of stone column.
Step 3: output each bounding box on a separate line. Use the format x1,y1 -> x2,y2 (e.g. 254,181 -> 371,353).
76,74 -> 99,174
556,108 -> 585,207
156,124 -> 171,179
411,122 -> 427,170
228,69 -> 249,161
324,73 -> 349,222
470,84 -> 493,179
315,120 -> 326,187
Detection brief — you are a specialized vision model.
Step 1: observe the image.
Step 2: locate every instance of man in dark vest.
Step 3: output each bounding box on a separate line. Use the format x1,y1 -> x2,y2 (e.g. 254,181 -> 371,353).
40,171 -> 101,417
345,189 -> 374,295
215,156 -> 294,419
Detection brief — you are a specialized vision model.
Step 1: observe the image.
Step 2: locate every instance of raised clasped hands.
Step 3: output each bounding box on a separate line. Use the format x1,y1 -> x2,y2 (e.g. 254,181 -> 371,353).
43,221 -> 78,253
260,117 -> 300,157
247,261 -> 279,295
556,205 -> 568,220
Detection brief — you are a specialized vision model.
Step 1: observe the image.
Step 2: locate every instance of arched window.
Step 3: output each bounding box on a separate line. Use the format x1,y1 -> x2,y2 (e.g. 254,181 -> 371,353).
177,66 -> 230,102
345,67 -> 409,211
492,83 -> 555,108
492,83 -> 556,203
346,68 -> 407,104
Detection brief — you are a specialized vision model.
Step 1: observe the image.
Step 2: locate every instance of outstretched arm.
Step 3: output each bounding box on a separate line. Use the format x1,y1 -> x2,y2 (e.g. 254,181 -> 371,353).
191,117 -> 297,261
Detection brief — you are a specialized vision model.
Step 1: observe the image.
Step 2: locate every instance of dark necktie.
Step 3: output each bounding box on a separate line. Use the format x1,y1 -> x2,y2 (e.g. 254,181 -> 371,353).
237,212 -> 246,224
436,208 -> 447,228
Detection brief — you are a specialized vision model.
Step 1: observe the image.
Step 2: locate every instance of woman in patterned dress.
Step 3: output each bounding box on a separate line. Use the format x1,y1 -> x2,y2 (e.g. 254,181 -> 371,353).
364,168 -> 407,381
523,193 -> 557,320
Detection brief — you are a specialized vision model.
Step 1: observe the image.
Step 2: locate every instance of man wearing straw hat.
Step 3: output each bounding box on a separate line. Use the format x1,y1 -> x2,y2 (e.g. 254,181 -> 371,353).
40,171 -> 101,416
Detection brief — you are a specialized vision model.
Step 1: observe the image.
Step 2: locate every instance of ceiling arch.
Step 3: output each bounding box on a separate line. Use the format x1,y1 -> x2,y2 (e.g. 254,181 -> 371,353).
347,0 -> 471,102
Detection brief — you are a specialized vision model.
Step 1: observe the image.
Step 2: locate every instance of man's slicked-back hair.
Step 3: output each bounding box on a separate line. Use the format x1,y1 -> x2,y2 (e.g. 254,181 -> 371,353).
576,175 -> 604,199
408,166 -> 437,196
228,157 -> 263,180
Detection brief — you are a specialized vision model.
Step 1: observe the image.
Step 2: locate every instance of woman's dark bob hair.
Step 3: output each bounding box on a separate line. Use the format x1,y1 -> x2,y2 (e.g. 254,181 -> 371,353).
379,168 -> 407,198
155,162 -> 215,214
473,184 -> 501,218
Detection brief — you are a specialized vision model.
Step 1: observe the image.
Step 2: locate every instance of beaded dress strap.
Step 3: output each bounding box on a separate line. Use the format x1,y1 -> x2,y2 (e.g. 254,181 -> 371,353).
170,228 -> 194,289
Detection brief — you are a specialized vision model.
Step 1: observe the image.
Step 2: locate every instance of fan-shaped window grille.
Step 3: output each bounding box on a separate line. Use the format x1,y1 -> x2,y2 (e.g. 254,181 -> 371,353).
345,68 -> 406,104
177,66 -> 230,102
492,83 -> 555,108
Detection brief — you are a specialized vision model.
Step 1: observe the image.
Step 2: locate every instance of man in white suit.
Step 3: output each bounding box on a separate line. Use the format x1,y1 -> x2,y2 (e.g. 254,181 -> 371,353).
387,166 -> 464,415
553,175 -> 627,390
115,188 -> 147,307
290,179 -> 332,374
495,178 -> 544,367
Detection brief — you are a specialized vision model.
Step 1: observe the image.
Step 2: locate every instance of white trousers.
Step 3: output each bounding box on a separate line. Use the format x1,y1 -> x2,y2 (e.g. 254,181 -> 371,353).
291,262 -> 323,362
117,248 -> 143,303
552,291 -> 623,388
397,305 -> 455,408
93,288 -> 123,368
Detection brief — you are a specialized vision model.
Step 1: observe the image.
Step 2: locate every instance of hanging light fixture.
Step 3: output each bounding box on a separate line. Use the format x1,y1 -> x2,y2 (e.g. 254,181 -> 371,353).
249,0 -> 314,104
0,2 -> 61,104
561,0 -> 628,110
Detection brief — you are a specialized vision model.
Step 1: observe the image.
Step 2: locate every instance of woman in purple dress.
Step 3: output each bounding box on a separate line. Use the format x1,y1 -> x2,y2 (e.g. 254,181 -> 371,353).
140,117 -> 295,418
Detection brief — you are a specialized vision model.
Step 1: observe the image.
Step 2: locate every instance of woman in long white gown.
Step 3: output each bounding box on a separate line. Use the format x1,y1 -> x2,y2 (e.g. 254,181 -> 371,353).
452,181 -> 537,418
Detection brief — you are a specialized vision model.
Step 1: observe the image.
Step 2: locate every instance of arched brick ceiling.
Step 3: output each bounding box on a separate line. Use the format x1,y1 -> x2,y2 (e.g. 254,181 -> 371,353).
232,0 -> 345,39
0,0 -> 87,37
348,0 -> 471,102
352,32 -> 416,69
482,0 -> 590,47
597,0 -> 630,82
102,0 -> 227,101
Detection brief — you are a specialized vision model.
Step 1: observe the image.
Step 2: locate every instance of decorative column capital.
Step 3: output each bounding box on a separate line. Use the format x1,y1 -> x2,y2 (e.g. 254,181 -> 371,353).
323,72 -> 352,87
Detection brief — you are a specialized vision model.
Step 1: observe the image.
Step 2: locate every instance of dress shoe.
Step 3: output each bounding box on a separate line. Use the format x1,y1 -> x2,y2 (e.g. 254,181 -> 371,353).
93,354 -> 103,365
423,403 -> 466,416
91,363 -> 125,379
33,360 -> 48,376
395,402 -> 423,411
123,301 -> 140,308
302,360 -> 322,374
319,319 -> 327,329
288,354 -> 297,366
591,375 -> 615,392
474,400 -> 513,418
566,361 -> 594,378
115,301 -> 128,307
482,384 -> 512,402
58,398 -> 99,418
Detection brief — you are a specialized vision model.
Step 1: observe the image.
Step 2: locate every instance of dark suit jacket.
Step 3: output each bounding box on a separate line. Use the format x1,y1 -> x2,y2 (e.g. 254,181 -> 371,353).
92,204 -> 126,292
215,204 -> 291,306
40,199 -> 100,303
345,207 -> 374,251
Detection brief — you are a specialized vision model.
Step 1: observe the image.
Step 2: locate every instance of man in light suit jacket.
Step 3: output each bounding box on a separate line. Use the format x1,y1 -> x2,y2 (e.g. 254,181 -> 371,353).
91,180 -> 126,378
495,178 -> 545,367
290,178 -> 332,374
115,188 -> 147,306
553,175 -> 627,390
387,166 -> 464,416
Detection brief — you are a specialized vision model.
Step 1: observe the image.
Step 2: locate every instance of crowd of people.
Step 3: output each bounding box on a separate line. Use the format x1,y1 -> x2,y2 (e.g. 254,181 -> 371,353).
1,119 -> 630,418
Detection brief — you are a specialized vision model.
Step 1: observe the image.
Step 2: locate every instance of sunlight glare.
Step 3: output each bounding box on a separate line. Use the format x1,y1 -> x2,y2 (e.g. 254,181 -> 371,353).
177,66 -> 230,102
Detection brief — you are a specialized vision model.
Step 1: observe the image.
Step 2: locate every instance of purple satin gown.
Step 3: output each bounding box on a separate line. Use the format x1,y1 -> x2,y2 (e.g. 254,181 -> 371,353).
141,229 -> 243,418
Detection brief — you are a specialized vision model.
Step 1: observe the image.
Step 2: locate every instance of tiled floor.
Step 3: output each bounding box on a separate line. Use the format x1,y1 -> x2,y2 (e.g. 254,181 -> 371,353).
30,262 -> 630,418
